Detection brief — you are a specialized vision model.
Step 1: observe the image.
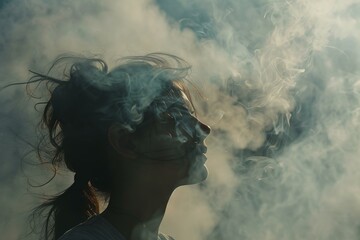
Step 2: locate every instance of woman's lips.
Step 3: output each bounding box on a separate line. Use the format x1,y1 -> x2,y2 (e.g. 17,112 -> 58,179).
195,145 -> 207,164
185,143 -> 208,163
197,144 -> 207,154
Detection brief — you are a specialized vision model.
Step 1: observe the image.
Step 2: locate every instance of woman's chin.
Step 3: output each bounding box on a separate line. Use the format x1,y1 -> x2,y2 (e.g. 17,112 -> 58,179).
191,164 -> 208,183
178,160 -> 208,186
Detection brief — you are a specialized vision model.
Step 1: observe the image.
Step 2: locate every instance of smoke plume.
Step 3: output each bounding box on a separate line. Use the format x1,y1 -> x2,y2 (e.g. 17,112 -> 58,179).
0,0 -> 360,239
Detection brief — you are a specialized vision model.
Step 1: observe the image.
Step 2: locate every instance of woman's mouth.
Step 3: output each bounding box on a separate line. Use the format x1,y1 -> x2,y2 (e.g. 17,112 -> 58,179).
194,145 -> 207,163
199,145 -> 207,154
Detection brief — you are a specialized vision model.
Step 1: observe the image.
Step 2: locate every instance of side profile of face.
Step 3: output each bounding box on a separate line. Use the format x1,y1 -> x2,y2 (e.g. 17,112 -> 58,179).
111,88 -> 211,189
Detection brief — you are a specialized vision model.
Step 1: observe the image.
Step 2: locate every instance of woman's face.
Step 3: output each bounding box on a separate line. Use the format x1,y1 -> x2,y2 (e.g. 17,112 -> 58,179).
129,90 -> 211,186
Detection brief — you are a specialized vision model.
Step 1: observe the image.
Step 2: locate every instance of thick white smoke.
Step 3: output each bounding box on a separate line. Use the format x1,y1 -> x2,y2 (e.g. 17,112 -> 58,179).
0,0 -> 360,239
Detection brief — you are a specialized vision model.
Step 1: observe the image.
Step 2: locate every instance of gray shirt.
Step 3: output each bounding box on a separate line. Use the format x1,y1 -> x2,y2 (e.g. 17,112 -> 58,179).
59,215 -> 174,240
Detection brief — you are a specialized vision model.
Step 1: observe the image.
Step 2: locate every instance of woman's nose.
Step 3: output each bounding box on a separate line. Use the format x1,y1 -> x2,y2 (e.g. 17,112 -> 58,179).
198,120 -> 211,136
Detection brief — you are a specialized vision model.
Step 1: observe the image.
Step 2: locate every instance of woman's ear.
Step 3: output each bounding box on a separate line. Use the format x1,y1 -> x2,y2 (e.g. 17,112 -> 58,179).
107,124 -> 137,159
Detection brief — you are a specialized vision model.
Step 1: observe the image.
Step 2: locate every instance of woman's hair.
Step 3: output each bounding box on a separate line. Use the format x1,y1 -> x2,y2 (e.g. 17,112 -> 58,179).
27,53 -> 193,240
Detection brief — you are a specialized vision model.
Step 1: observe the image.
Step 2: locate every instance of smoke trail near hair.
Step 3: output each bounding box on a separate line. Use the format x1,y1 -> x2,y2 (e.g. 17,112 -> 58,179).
0,0 -> 360,239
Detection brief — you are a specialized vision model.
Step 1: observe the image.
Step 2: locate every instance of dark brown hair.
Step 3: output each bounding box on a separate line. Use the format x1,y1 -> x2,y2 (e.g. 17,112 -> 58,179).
26,53 -> 193,240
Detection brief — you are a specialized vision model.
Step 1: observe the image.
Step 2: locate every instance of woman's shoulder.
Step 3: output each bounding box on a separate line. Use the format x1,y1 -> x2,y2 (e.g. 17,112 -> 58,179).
58,215 -> 126,240
158,233 -> 175,240
58,215 -> 175,240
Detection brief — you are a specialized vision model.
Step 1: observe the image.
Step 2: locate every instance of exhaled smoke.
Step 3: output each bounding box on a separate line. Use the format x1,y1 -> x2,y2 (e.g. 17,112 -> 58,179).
1,0 -> 360,239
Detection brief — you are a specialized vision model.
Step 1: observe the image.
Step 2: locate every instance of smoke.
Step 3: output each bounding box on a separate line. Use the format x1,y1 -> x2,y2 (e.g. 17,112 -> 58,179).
0,0 -> 360,239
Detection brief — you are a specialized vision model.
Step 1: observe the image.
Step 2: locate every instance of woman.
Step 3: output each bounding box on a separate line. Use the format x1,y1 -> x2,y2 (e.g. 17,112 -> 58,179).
29,53 -> 211,240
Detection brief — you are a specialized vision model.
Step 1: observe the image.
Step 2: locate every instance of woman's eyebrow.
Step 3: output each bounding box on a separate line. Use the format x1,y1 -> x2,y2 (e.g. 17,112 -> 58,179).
167,104 -> 195,116
168,102 -> 194,113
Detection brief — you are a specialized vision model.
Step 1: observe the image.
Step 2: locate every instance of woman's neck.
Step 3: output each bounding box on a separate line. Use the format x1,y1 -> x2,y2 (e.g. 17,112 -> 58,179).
101,185 -> 174,240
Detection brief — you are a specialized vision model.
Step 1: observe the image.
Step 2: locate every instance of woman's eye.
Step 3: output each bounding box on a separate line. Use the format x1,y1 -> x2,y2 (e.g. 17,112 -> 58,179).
158,112 -> 174,124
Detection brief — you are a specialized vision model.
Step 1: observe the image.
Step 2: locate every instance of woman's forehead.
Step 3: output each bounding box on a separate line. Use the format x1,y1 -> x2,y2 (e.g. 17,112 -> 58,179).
154,82 -> 195,113
180,91 -> 194,112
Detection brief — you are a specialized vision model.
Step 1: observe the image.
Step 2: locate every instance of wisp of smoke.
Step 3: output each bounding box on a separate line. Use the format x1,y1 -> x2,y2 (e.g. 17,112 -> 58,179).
0,0 -> 360,239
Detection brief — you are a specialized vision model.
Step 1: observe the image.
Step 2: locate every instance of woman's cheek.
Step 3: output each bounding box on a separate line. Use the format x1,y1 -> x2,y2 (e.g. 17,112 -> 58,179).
131,133 -> 187,161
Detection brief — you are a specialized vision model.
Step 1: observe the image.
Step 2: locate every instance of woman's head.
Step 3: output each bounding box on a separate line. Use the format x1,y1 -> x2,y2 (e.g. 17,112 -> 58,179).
107,80 -> 211,190
46,54 -> 209,190
30,53 -> 210,239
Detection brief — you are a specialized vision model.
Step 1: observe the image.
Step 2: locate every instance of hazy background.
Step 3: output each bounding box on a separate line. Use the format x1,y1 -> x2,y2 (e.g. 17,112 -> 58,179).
1,0 -> 360,239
